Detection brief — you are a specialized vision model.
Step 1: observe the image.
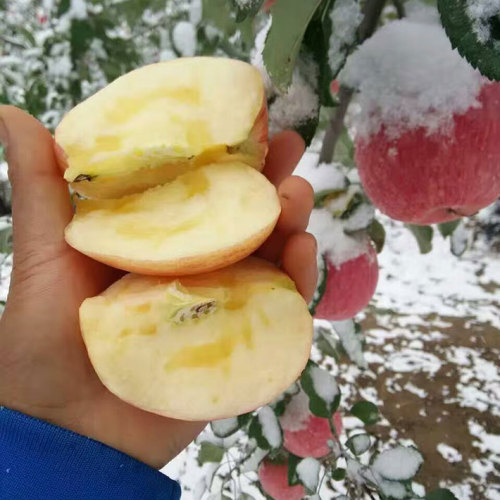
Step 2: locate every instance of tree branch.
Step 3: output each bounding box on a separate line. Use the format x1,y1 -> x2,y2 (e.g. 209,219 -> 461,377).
318,0 -> 386,164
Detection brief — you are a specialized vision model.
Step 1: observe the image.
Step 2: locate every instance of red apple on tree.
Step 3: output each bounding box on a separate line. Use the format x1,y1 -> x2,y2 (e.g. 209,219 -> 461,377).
342,19 -> 500,225
280,390 -> 343,458
258,460 -> 305,500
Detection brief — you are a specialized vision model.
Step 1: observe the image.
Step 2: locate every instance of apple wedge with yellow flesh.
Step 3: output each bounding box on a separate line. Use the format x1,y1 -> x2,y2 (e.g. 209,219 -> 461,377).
80,257 -> 313,421
55,57 -> 267,199
65,162 -> 280,275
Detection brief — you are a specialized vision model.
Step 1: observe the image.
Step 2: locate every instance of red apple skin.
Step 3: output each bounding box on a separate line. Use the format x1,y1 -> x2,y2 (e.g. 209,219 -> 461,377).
283,412 -> 343,458
356,83 -> 500,225
314,245 -> 378,321
263,0 -> 276,10
258,461 -> 305,500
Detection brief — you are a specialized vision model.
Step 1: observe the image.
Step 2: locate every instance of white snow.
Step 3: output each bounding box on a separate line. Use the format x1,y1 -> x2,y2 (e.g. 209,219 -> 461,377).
378,479 -> 407,499
189,0 -> 202,25
307,209 -> 370,267
332,320 -> 367,368
310,364 -> 339,404
348,433 -> 371,454
279,390 -> 311,432
296,457 -> 320,492
242,446 -> 268,473
268,70 -> 319,137
172,21 -> 197,57
340,19 -> 485,139
372,446 -> 423,480
404,382 -> 428,398
342,203 -> 375,233
468,420 -> 500,455
294,160 -> 347,193
328,0 -> 364,74
258,406 -> 281,448
437,443 -> 463,463
466,0 -> 500,43
211,417 -> 238,437
250,18 -> 273,95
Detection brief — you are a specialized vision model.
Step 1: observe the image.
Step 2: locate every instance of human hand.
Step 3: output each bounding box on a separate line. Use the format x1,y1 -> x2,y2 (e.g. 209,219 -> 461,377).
0,105 -> 317,469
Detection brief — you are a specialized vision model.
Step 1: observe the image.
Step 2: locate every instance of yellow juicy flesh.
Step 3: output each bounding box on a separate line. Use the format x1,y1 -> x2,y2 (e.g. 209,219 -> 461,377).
59,58 -> 264,185
115,275 -> 296,371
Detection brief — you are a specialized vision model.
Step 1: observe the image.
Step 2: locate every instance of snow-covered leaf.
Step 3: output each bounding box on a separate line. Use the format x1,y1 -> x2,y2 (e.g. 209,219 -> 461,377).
263,0 -> 323,92
301,361 -> 340,418
211,417 -> 239,438
350,400 -> 380,425
345,433 -> 371,455
296,457 -> 321,493
316,326 -> 340,359
438,219 -> 461,238
248,406 -> 283,450
197,441 -> 225,465
439,0 -> 500,81
342,202 -> 375,233
327,0 -> 364,77
367,219 -> 386,253
332,319 -> 367,368
242,446 -> 268,472
425,488 -> 459,500
450,221 -> 469,256
372,446 -> 424,481
406,224 -> 434,254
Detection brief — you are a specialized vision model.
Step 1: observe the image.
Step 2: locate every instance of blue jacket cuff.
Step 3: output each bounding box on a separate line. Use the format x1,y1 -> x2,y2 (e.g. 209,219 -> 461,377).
0,407 -> 181,499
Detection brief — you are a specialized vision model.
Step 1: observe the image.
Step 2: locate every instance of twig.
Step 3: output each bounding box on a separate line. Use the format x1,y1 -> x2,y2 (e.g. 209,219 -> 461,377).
318,0 -> 386,164
0,35 -> 26,49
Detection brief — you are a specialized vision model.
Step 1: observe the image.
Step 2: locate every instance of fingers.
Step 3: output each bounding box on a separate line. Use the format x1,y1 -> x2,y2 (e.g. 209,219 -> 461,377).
263,130 -> 305,187
282,232 -> 318,303
257,175 -> 314,262
0,106 -> 72,268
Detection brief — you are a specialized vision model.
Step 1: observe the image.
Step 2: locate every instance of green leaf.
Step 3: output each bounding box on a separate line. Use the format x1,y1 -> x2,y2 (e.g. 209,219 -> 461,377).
197,441 -> 225,465
350,400 -> 379,425
287,453 -> 301,486
316,327 -> 339,359
231,0 -> 265,22
57,0 -> 71,16
406,224 -> 433,254
294,115 -> 320,147
426,489 -> 459,500
263,0 -> 323,92
203,0 -> 237,37
301,361 -> 340,418
248,407 -> 283,450
438,219 -> 461,238
345,433 -> 371,455
333,127 -> 355,167
303,0 -> 336,106
331,467 -> 346,480
438,0 -> 500,81
367,219 -> 386,253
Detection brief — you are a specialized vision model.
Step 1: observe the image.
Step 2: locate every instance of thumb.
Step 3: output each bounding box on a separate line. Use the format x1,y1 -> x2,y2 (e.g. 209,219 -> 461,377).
0,106 -> 72,276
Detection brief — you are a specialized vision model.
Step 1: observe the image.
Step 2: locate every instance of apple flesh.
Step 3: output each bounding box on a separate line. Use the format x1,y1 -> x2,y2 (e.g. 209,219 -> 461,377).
79,257 -> 313,421
356,83 -> 500,225
315,244 -> 378,321
258,461 -> 305,500
283,412 -> 343,458
55,57 -> 268,199
65,162 -> 280,275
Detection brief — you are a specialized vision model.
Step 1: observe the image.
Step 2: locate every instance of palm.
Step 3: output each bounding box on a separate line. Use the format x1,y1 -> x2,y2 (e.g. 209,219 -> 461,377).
0,106 -> 316,468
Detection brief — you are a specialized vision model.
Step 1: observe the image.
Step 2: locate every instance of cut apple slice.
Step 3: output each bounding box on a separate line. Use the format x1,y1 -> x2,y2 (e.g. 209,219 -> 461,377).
65,162 -> 280,275
80,257 -> 313,420
55,57 -> 267,199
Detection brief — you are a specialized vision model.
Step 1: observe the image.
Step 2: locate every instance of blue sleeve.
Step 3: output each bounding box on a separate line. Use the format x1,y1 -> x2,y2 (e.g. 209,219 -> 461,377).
0,407 -> 181,500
